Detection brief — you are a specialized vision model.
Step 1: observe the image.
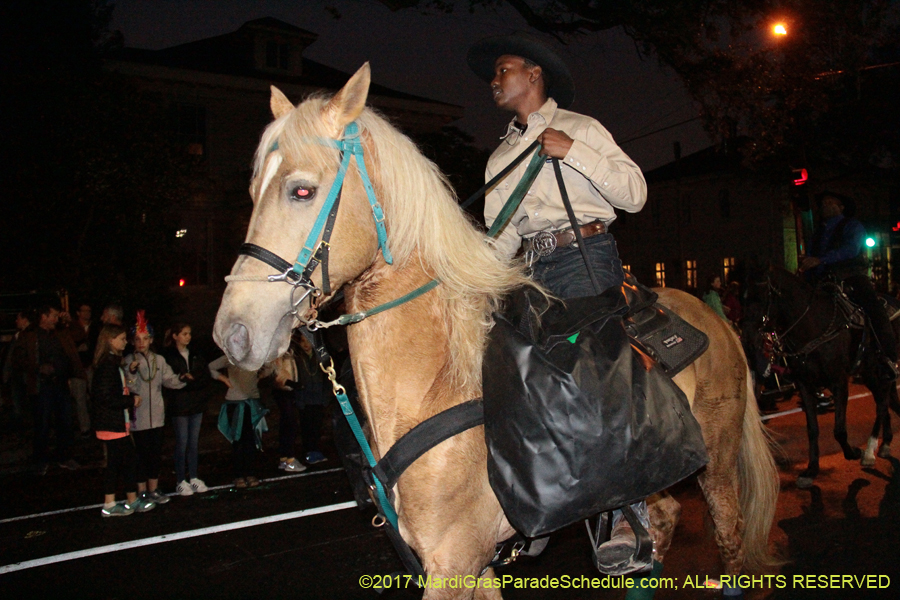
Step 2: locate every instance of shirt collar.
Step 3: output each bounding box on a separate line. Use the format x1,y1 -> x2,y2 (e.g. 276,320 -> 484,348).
499,97 -> 559,142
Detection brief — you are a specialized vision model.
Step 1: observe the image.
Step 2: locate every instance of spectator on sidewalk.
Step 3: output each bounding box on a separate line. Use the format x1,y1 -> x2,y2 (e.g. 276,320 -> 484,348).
92,324 -> 155,517
296,335 -> 328,465
162,323 -> 214,496
209,356 -> 272,489
125,312 -> 185,505
1,310 -> 32,430
68,302 -> 96,438
271,345 -> 307,473
13,304 -> 86,474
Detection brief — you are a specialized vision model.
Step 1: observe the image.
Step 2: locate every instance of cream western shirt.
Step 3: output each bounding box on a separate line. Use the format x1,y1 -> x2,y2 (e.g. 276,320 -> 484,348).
484,98 -> 647,260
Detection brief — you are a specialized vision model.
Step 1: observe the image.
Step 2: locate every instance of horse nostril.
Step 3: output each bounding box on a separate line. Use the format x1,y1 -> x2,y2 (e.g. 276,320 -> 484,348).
226,323 -> 250,363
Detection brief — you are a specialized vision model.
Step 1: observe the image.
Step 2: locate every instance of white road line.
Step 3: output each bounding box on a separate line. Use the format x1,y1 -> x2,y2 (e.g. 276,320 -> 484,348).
760,389 -> 880,422
0,500 -> 357,574
0,467 -> 344,525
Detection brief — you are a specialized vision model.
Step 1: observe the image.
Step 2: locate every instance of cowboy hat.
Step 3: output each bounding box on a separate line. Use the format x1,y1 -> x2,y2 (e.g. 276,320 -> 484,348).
467,33 -> 575,109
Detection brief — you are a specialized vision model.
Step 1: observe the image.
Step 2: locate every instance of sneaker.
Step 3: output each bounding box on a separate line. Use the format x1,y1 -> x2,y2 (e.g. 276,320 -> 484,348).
59,459 -> 80,470
146,490 -> 170,505
176,480 -> 194,496
189,478 -> 208,493
280,458 -> 307,472
101,502 -> 134,517
132,496 -> 156,513
305,451 -> 327,465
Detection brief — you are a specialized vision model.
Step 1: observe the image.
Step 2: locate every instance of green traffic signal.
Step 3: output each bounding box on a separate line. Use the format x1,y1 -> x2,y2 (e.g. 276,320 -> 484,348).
866,237 -> 876,248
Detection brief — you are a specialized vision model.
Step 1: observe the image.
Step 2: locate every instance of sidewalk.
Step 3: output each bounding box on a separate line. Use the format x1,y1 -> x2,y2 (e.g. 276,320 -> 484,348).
0,384 -> 337,520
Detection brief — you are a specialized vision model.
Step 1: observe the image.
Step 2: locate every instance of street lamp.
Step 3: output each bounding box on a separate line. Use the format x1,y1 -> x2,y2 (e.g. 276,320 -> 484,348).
773,23 -> 788,36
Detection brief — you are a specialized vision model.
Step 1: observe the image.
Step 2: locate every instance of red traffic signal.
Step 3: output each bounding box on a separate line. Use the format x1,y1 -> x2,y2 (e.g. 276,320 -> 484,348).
792,168 -> 808,186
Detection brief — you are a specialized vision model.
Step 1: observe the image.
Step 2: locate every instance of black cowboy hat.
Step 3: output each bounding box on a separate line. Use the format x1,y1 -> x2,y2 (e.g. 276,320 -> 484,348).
467,33 -> 575,109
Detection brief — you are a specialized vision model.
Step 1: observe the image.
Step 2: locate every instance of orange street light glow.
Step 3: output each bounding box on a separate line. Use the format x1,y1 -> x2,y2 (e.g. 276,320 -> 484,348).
773,24 -> 787,36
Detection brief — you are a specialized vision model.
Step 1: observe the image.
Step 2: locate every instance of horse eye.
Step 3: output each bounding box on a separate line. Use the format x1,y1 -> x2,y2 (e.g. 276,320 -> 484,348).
289,185 -> 316,202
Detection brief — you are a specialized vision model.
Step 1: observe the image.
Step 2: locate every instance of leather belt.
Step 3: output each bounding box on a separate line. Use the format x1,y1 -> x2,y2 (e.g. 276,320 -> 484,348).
522,220 -> 607,258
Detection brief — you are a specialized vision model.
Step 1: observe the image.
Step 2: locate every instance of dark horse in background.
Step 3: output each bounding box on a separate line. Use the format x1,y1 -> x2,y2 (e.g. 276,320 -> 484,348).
744,266 -> 900,488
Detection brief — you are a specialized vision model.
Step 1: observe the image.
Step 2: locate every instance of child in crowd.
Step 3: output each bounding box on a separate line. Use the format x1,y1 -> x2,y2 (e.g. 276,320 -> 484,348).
92,324 -> 155,517
271,345 -> 306,473
125,311 -> 185,504
296,335 -> 328,465
209,356 -> 272,488
162,323 -> 214,496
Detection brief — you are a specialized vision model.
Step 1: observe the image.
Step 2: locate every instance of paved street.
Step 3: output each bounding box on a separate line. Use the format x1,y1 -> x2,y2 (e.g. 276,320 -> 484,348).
1,384 -> 898,600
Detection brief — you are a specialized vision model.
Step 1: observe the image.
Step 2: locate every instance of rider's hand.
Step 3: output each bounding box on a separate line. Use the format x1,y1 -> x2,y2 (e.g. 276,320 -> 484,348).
134,395 -> 142,408
538,128 -> 574,159
799,256 -> 821,272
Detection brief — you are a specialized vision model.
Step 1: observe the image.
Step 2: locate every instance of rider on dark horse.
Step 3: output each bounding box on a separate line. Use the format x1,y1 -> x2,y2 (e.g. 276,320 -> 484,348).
799,191 -> 899,380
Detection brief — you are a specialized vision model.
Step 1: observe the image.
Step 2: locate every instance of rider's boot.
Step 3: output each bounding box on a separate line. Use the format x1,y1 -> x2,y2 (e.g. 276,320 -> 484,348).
593,500 -> 653,576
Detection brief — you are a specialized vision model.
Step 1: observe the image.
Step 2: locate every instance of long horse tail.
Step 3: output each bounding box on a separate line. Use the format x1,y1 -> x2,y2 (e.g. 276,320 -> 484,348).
737,363 -> 783,573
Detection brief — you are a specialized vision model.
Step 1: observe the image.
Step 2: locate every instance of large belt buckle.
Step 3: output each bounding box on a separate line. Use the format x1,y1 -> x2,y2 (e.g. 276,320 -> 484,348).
531,231 -> 557,257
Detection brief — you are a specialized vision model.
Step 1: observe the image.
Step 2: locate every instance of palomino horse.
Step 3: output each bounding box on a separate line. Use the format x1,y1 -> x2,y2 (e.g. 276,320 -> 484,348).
214,64 -> 779,598
746,266 -> 900,488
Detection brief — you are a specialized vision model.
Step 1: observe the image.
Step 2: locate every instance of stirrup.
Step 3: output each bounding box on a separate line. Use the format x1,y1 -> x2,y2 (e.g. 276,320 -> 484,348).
585,505 -> 653,576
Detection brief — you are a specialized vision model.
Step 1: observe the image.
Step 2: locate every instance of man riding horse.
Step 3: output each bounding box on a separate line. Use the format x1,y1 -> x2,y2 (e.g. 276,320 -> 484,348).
467,34 -> 651,576
799,191 -> 899,380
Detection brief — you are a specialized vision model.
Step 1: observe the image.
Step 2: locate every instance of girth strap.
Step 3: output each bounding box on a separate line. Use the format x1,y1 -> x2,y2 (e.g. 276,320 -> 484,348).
373,399 -> 485,490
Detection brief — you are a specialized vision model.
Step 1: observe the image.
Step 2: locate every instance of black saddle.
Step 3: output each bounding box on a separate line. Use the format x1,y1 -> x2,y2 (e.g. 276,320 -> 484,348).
621,272 -> 709,375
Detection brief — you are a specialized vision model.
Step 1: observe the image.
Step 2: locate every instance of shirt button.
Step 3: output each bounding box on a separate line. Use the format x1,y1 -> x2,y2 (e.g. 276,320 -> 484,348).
603,182 -> 608,186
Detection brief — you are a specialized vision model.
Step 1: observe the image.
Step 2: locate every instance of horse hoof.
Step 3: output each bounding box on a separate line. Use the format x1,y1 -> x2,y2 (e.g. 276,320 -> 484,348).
844,448 -> 862,461
878,445 -> 892,458
861,455 -> 876,467
797,475 -> 815,489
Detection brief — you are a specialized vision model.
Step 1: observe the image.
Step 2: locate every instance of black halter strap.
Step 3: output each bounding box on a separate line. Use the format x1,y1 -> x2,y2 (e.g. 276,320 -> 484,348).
238,160 -> 345,293
238,243 -> 299,282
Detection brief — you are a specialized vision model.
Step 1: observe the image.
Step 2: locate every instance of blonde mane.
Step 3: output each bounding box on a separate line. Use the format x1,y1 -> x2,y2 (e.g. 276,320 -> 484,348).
253,96 -> 535,393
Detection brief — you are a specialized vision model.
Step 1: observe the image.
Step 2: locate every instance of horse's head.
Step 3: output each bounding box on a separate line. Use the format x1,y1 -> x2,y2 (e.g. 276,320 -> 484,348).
214,64 -> 383,369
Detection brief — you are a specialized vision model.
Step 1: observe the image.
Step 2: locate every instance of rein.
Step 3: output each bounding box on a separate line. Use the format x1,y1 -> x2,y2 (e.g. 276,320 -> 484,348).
764,275 -> 850,359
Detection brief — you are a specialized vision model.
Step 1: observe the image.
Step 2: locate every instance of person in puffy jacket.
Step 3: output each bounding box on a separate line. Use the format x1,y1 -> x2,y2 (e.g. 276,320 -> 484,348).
124,311 -> 185,505
162,323 -> 218,496
92,324 -> 155,517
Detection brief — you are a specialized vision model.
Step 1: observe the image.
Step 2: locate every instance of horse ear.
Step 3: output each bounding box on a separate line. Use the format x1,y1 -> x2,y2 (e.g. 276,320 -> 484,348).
322,63 -> 371,135
270,86 -> 294,119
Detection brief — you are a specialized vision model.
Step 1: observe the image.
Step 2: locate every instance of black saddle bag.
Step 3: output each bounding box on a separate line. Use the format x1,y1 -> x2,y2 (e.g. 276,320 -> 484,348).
483,287 -> 709,538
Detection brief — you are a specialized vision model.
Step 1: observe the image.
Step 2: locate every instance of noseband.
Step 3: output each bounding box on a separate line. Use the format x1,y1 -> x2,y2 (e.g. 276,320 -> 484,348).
226,121 -> 394,328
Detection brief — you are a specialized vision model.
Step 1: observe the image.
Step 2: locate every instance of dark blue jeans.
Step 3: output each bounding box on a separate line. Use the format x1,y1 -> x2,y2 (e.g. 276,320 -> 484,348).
531,232 -> 624,299
32,384 -> 74,464
173,412 -> 202,483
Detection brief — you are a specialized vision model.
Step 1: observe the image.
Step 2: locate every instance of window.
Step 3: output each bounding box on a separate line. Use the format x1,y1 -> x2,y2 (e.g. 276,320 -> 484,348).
719,189 -> 731,220
655,262 -> 666,288
652,198 -> 662,226
679,192 -> 692,226
723,257 -> 735,282
266,41 -> 290,69
170,104 -> 206,156
685,260 -> 697,289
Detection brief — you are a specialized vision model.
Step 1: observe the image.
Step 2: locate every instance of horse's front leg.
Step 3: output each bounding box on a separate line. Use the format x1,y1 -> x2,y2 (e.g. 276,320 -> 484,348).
831,381 -> 862,461
863,382 -> 891,466
418,525 -> 503,600
797,383 -> 821,488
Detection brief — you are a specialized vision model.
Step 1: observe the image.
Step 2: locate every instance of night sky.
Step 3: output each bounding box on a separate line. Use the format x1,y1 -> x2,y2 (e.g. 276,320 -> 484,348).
109,0 -> 710,171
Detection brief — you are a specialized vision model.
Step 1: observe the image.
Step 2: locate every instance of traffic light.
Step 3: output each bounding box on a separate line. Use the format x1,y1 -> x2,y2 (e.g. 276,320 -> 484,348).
789,167 -> 810,211
866,237 -> 876,248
